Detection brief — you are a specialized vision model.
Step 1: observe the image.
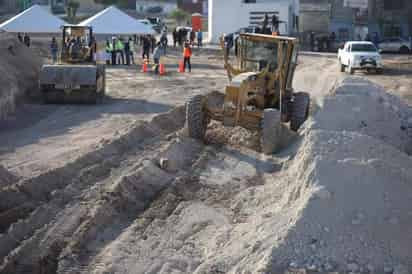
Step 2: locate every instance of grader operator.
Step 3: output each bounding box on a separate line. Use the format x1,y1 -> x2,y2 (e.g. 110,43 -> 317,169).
185,33 -> 310,154
39,25 -> 105,104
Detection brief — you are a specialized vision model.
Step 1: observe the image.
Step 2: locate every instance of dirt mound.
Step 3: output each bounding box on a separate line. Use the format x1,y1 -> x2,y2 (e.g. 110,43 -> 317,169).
0,165 -> 18,188
308,77 -> 412,153
0,32 -> 41,120
266,78 -> 412,272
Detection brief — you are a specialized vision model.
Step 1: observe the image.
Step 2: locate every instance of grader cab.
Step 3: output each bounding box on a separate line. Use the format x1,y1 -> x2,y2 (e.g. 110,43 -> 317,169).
39,25 -> 106,104
185,33 -> 310,154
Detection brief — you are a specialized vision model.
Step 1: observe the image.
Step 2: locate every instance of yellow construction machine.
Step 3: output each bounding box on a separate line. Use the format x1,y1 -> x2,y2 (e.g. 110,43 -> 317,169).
185,33 -> 310,154
39,25 -> 105,104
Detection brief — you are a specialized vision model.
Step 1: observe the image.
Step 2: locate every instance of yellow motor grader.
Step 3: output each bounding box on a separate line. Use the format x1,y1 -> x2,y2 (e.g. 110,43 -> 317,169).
185,33 -> 310,154
39,25 -> 105,104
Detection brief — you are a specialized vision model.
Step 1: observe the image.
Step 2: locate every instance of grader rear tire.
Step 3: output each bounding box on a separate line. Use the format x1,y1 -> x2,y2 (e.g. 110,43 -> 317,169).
186,95 -> 208,140
96,64 -> 106,104
290,92 -> 310,132
261,109 -> 283,155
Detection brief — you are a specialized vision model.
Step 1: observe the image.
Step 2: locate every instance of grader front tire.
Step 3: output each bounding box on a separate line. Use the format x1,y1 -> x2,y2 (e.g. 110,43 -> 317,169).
261,109 -> 283,155
290,92 -> 310,132
186,95 -> 208,140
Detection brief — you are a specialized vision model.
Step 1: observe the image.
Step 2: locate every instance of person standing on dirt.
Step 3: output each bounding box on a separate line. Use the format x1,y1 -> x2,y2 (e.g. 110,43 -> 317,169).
172,28 -> 177,47
124,37 -> 131,65
150,35 -> 156,53
271,14 -> 280,34
153,42 -> 165,74
128,37 -> 135,65
262,13 -> 269,34
160,31 -> 168,54
183,28 -> 189,42
224,33 -> 234,57
197,31 -> 203,48
17,33 -> 23,43
183,41 -> 192,73
115,37 -> 125,65
111,37 -> 117,65
23,33 -> 30,47
177,28 -> 183,47
50,37 -> 58,64
105,39 -> 113,65
142,35 -> 151,60
190,30 -> 196,45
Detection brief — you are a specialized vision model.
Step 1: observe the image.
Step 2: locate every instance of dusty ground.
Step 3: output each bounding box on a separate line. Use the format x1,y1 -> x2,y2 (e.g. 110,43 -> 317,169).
0,46 -> 411,274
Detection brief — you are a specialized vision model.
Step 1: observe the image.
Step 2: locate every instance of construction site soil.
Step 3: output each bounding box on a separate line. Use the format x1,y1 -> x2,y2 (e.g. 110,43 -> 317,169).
0,33 -> 41,120
0,36 -> 411,274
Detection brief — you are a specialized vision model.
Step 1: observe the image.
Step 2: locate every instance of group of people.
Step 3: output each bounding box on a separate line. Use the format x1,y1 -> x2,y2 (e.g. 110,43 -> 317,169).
17,33 -> 31,47
152,31 -> 192,74
105,36 -> 135,66
44,28 -> 194,74
172,28 -> 203,48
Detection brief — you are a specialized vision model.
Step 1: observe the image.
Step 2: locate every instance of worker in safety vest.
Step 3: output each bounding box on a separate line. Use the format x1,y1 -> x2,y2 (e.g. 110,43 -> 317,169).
111,37 -> 117,65
105,39 -> 113,65
115,37 -> 125,65
128,37 -> 135,65
183,41 -> 192,72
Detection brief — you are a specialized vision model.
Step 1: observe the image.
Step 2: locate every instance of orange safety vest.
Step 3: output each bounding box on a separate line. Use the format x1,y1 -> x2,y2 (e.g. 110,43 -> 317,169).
183,47 -> 192,57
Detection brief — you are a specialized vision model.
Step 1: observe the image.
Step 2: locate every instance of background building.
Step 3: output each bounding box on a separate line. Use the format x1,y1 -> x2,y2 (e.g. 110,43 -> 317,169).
300,0 -> 412,41
208,0 -> 299,43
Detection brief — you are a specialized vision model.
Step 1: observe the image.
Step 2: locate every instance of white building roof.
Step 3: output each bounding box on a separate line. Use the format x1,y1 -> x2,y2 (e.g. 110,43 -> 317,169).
0,5 -> 66,33
78,6 -> 155,35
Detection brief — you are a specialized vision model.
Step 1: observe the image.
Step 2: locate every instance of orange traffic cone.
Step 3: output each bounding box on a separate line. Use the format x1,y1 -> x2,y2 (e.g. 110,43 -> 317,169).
141,61 -> 148,73
159,63 -> 165,75
178,60 -> 184,73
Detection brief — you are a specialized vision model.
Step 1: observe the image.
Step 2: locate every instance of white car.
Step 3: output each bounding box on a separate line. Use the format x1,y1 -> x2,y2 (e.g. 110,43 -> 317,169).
378,37 -> 411,54
338,41 -> 383,74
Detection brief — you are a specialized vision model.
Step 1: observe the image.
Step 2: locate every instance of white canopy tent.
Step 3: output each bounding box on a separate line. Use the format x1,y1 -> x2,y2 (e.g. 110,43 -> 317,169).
0,5 -> 66,33
78,6 -> 155,35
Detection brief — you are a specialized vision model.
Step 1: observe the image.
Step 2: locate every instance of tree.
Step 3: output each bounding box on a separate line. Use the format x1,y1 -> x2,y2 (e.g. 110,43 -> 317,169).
66,0 -> 80,22
169,8 -> 190,25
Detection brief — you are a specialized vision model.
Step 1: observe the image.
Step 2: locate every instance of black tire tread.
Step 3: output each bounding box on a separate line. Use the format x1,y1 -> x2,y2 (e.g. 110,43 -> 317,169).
290,92 -> 310,132
261,109 -> 282,155
339,60 -> 345,72
186,95 -> 207,140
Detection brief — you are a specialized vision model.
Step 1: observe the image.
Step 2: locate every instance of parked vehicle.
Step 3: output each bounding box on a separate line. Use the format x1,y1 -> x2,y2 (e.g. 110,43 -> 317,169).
378,37 -> 411,54
138,18 -> 163,33
338,41 -> 383,74
146,17 -> 164,33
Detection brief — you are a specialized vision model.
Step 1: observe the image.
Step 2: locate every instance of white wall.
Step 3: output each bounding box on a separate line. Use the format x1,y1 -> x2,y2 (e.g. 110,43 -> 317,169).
209,0 -> 296,43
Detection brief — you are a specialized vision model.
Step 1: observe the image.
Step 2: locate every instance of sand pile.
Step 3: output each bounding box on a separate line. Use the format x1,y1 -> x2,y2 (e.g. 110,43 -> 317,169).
0,32 -> 41,120
267,77 -> 412,272
309,77 -> 412,153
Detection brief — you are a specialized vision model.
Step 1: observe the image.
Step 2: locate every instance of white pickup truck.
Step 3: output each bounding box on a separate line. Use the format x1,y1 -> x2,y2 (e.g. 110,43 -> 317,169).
338,41 -> 383,74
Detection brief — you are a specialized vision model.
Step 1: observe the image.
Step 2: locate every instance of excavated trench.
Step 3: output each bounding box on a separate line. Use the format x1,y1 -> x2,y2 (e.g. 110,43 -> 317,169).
0,106 -> 193,273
